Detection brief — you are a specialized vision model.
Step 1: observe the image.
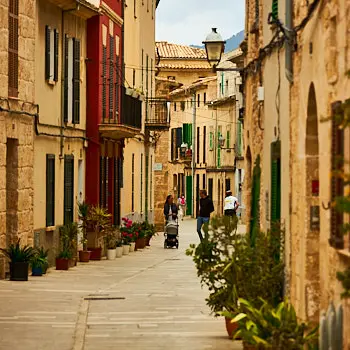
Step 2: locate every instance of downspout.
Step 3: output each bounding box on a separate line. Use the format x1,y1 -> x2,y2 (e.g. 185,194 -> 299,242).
285,0 -> 293,83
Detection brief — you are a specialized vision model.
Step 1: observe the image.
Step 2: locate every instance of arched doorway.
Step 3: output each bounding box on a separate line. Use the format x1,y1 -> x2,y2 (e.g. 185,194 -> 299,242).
304,83 -> 320,321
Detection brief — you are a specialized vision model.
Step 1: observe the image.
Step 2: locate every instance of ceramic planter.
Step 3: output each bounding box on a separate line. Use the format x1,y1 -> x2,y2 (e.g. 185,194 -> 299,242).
31,266 -> 43,276
225,317 -> 239,339
79,250 -> 90,262
122,245 -> 130,255
107,249 -> 117,260
129,242 -> 136,252
116,247 -> 123,258
56,258 -> 69,271
88,247 -> 102,260
9,262 -> 29,281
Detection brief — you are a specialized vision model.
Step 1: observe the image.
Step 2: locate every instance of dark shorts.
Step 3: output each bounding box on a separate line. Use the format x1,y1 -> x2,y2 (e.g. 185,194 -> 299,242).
224,209 -> 236,217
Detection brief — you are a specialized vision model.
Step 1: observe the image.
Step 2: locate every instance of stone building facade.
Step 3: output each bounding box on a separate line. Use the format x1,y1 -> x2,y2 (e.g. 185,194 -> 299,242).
0,0 -> 36,278
243,0 -> 350,344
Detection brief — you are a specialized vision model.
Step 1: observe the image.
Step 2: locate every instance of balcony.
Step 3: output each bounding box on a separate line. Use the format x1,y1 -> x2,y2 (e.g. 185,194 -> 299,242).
47,0 -> 100,19
145,98 -> 170,130
99,87 -> 142,140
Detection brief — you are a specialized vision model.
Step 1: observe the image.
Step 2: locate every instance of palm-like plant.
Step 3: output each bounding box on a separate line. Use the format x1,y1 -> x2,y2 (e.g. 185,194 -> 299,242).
87,205 -> 111,247
0,239 -> 34,263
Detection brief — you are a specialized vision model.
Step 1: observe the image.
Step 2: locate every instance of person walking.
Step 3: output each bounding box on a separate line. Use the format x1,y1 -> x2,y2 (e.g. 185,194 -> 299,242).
177,193 -> 186,221
224,190 -> 239,217
164,195 -> 178,224
197,189 -> 214,241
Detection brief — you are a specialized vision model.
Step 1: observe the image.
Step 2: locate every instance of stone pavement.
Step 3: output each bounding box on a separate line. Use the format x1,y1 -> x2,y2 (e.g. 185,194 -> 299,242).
0,219 -> 244,350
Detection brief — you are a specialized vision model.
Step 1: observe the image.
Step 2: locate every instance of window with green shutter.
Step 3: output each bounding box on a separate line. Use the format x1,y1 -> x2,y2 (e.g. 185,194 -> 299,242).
226,130 -> 230,149
270,141 -> 281,223
46,154 -> 55,227
236,121 -> 243,156
271,0 -> 278,21
182,123 -> 192,147
209,131 -> 213,150
64,155 -> 74,225
217,131 -> 221,167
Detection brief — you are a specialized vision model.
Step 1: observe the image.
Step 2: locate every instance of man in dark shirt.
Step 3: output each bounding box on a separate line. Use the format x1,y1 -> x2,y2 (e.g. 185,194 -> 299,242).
197,189 -> 214,241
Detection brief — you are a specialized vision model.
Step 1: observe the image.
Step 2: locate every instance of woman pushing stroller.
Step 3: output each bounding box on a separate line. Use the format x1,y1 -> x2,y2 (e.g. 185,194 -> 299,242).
164,195 -> 178,223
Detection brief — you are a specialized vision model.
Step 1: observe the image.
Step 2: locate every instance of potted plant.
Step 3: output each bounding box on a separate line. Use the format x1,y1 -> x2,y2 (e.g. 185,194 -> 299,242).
120,217 -> 133,254
87,206 -> 111,260
30,248 -> 48,276
78,201 -> 91,263
134,222 -> 146,250
0,240 -> 34,281
116,239 -> 123,258
142,221 -> 156,246
56,249 -> 72,270
227,298 -> 318,350
59,223 -> 78,268
35,247 -> 49,274
104,227 -> 117,260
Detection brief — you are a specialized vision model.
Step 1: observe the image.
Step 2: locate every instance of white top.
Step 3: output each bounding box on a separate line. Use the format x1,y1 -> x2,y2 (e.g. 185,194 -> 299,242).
224,196 -> 239,210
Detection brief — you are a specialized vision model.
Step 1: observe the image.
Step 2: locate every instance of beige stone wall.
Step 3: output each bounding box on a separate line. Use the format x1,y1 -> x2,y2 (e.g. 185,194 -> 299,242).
0,0 -> 36,278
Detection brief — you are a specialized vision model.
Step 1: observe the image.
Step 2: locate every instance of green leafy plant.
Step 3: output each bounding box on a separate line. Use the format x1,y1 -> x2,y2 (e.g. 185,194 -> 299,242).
104,226 -> 118,249
59,223 -> 78,258
31,247 -> 49,269
78,201 -> 90,251
88,206 -> 112,247
226,298 -> 318,349
57,249 -> 72,260
141,221 -> 157,238
0,240 -> 34,263
336,268 -> 350,299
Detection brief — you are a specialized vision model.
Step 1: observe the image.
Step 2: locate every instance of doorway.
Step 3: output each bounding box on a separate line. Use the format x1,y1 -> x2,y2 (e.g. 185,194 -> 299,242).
186,176 -> 192,216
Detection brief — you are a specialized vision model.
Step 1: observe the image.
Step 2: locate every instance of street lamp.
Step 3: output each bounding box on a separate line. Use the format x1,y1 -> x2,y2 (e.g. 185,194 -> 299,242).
218,134 -> 235,150
180,143 -> 188,153
203,28 -> 242,72
203,28 -> 226,69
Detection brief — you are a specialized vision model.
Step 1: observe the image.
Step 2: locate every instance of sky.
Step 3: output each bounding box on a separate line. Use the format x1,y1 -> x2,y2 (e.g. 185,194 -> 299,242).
155,0 -> 245,46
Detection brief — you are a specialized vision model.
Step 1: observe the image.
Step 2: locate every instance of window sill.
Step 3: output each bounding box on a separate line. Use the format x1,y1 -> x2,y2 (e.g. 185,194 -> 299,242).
337,249 -> 350,259
46,226 -> 56,232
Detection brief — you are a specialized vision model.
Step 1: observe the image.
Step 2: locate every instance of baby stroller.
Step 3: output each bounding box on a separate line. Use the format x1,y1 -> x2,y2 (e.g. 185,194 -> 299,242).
164,218 -> 179,249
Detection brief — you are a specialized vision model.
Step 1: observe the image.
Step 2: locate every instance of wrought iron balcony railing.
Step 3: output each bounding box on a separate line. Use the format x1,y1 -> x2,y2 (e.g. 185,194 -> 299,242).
145,98 -> 170,130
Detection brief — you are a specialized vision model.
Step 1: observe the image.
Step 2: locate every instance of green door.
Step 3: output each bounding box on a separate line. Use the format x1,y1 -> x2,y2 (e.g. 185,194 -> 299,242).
186,176 -> 192,216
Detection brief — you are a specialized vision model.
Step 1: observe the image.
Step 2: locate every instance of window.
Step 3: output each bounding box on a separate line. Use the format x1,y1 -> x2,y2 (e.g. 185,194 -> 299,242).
64,36 -> 80,124
225,178 -> 231,193
225,80 -> 229,95
140,154 -> 143,213
197,94 -> 200,107
132,154 -> 135,212
8,0 -> 19,97
181,101 -> 185,111
330,101 -> 345,249
46,155 -> 55,227
203,92 -> 207,104
171,128 -> 183,160
174,102 -> 177,112
132,69 -> 136,88
134,0 -> 137,18
182,123 -> 192,147
197,127 -> 200,163
217,128 -> 222,168
109,36 -> 114,120
146,54 -> 149,96
167,76 -> 176,80
176,127 -> 182,158
99,156 -> 109,208
209,130 -> 214,150
102,44 -> 107,121
45,26 -> 59,82
271,0 -> 278,21
226,128 -> 231,149
270,141 -> 281,223
141,49 -> 144,90
150,58 -> 153,98
64,155 -> 74,225
203,126 -> 206,163
203,174 -> 206,189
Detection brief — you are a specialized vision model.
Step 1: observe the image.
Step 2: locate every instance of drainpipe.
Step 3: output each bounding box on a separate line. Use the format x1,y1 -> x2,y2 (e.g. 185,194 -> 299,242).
285,0 -> 293,83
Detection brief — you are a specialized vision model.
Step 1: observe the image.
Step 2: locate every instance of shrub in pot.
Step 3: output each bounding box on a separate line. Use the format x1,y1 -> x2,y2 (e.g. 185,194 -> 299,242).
60,223 -> 78,267
56,249 -> 71,270
228,298 -> 318,350
35,247 -> 49,274
116,239 -> 123,258
87,206 -> 111,260
30,249 -> 48,276
141,221 -> 156,246
78,201 -> 90,262
0,240 -> 34,281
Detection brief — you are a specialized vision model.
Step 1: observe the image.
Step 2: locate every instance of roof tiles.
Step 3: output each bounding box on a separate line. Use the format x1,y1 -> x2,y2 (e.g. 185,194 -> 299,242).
156,42 -> 207,59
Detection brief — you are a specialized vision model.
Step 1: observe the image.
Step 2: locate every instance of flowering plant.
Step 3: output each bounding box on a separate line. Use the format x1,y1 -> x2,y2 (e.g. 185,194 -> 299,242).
120,217 -> 134,245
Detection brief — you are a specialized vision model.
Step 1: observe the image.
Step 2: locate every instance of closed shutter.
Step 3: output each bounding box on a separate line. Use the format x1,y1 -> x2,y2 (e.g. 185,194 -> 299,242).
99,156 -> 106,207
114,158 -> 122,225
203,126 -> 206,163
208,178 -> 213,199
171,128 -> 176,161
115,55 -> 120,115
46,154 -> 55,227
237,122 -> 243,156
109,36 -> 114,121
176,127 -> 182,159
72,39 -> 80,124
63,35 -> 69,122
226,130 -> 231,149
105,157 -> 109,210
45,26 -> 51,80
330,101 -> 344,249
270,141 -> 281,223
102,46 -> 107,122
64,155 -> 74,225
217,131 -> 221,168
197,127 -> 200,163
8,0 -> 19,97
271,0 -> 278,21
54,30 -> 59,82
209,131 -> 213,150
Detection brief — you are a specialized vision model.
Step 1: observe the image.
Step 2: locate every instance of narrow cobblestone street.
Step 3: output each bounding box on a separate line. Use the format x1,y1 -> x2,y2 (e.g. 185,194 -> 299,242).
0,219 -> 243,350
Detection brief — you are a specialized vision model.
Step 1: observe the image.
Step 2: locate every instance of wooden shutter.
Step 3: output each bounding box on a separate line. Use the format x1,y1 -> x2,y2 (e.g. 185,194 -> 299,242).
64,155 -> 74,225
197,127 -> 200,163
209,131 -> 213,150
115,55 -> 120,116
114,158 -> 122,225
203,174 -> 206,189
226,129 -> 231,149
330,101 -> 345,249
46,154 -> 55,227
171,128 -> 175,161
63,35 -> 69,123
176,127 -> 182,159
45,26 -> 51,80
208,178 -> 213,199
109,36 -> 114,121
8,0 -> 19,97
270,141 -> 281,223
99,156 -> 105,207
203,126 -> 206,163
72,39 -> 80,124
54,29 -> 59,82
217,131 -> 221,168
102,46 -> 107,122
271,0 -> 278,21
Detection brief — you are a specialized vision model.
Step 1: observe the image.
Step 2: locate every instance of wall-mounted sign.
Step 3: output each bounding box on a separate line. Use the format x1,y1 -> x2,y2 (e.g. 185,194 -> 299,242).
310,205 -> 320,231
153,163 -> 163,171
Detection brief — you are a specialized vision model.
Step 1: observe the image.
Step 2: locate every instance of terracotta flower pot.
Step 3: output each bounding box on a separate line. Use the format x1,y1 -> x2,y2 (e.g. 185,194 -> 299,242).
225,317 -> 239,339
243,342 -> 257,350
79,250 -> 90,262
56,258 -> 69,271
88,247 -> 102,260
135,237 -> 146,250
